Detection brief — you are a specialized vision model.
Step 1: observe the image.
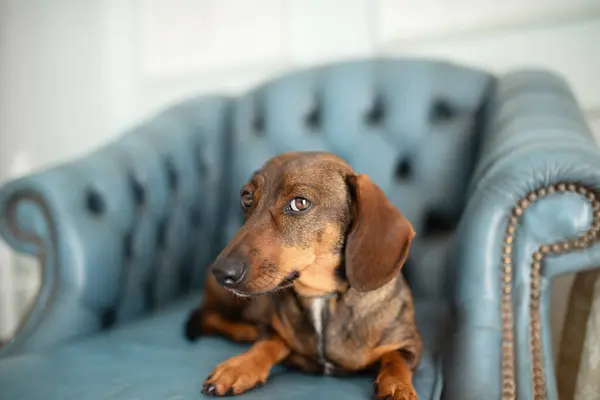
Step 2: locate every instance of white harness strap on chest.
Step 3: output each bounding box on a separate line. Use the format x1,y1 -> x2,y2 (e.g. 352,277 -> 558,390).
309,297 -> 335,375
309,298 -> 325,338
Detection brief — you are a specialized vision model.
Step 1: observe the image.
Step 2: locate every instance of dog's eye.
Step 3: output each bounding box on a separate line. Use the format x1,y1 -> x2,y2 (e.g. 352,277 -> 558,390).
289,197 -> 311,213
240,191 -> 253,209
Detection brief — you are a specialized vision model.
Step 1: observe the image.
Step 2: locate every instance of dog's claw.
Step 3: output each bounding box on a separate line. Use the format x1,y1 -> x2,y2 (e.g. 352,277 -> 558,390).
202,383 -> 216,396
201,384 -> 237,397
373,382 -> 398,400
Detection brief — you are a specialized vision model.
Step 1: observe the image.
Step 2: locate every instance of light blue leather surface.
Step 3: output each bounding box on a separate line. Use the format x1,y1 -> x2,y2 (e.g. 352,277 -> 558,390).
444,70 -> 600,400
0,295 -> 445,400
1,58 -> 600,399
226,59 -> 493,301
0,97 -> 232,357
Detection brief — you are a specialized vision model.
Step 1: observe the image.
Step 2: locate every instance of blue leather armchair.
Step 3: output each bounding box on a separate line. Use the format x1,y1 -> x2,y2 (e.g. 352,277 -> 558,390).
1,58 -> 599,400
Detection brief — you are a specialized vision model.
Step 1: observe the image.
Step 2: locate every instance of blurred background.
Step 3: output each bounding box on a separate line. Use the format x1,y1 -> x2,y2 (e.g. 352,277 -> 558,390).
0,0 -> 599,363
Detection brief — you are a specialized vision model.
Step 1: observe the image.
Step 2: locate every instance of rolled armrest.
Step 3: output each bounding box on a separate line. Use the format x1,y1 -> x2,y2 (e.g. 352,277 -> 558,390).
0,96 -> 231,357
444,70 -> 600,400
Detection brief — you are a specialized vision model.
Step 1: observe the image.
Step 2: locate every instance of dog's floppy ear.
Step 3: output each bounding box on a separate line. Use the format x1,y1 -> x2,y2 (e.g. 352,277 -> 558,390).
345,174 -> 415,292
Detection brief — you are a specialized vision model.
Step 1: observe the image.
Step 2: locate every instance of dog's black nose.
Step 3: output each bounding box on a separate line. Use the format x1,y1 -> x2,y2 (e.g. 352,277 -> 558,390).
212,258 -> 247,287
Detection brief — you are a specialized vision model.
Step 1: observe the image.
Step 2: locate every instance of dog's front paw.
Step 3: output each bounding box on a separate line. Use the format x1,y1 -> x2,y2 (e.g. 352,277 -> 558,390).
184,308 -> 204,342
202,357 -> 267,397
373,379 -> 417,400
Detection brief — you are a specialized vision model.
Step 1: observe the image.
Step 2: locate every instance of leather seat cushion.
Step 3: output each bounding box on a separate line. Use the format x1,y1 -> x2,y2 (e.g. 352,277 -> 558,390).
0,294 -> 446,400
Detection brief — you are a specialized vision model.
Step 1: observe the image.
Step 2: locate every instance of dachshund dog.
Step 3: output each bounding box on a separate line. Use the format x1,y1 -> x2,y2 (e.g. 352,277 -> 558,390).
185,152 -> 422,400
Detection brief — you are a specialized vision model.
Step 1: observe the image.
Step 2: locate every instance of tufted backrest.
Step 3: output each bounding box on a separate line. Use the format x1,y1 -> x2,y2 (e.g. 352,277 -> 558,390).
222,59 -> 494,298
0,97 -> 231,353
0,59 -> 497,355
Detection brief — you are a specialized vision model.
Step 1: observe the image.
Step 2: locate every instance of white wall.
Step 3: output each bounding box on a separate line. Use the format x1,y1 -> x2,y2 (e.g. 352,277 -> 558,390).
1,0 -> 599,345
2,1 -> 599,183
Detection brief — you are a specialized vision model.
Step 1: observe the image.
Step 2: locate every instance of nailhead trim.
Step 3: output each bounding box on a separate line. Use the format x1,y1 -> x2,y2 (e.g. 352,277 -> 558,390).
501,183 -> 600,400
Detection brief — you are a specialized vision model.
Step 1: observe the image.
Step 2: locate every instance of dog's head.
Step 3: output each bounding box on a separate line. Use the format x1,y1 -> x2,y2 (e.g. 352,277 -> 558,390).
211,152 -> 415,296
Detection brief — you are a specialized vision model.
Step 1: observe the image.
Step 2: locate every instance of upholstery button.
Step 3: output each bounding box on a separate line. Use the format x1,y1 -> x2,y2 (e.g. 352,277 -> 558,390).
430,99 -> 456,123
144,279 -> 156,310
85,189 -> 105,215
130,175 -> 146,206
101,308 -> 116,329
395,158 -> 412,180
165,159 -> 178,191
190,206 -> 202,229
179,266 -> 192,293
157,219 -> 167,249
305,102 -> 321,131
365,94 -> 385,126
423,210 -> 457,236
253,110 -> 265,136
123,231 -> 134,261
195,144 -> 208,177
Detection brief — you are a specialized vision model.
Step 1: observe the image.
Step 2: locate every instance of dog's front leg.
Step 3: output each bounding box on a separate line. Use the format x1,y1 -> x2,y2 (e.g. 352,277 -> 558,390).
202,335 -> 290,397
373,351 -> 418,400
185,307 -> 259,343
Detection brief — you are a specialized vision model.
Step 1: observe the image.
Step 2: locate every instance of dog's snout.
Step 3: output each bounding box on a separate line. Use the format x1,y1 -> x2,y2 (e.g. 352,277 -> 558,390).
212,258 -> 247,288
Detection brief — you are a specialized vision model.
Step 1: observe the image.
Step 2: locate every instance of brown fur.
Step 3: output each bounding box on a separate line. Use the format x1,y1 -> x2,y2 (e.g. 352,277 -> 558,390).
185,152 -> 422,399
